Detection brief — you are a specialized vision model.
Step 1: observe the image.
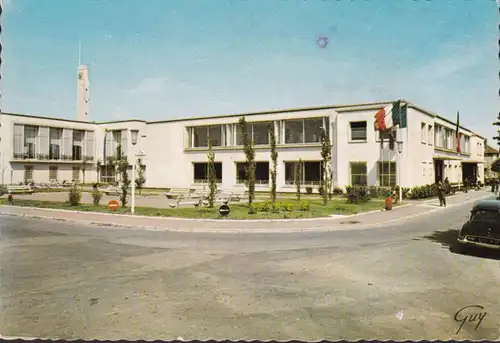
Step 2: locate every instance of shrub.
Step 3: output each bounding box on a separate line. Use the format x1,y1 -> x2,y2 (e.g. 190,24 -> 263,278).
270,202 -> 280,213
280,201 -> 295,212
408,184 -> 438,199
92,189 -> 103,206
346,185 -> 370,204
248,205 -> 257,215
257,201 -> 271,212
332,187 -> 344,195
299,200 -> 311,211
68,186 -> 81,206
305,186 -> 313,195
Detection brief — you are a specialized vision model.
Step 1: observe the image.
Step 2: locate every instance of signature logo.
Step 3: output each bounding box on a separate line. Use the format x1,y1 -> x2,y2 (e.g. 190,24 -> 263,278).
454,305 -> 487,335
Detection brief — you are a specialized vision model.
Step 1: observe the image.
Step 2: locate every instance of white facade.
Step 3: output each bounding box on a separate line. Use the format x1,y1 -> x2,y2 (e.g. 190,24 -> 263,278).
0,100 -> 486,191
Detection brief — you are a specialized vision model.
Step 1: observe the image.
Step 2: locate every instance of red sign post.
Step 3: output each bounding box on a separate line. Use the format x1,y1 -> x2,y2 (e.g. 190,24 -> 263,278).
108,200 -> 119,211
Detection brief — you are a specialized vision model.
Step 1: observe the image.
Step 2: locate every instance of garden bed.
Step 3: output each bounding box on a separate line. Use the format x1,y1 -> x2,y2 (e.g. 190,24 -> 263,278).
0,198 -> 392,220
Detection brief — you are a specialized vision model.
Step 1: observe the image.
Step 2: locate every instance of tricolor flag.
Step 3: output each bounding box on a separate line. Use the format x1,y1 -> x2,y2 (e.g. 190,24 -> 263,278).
374,100 -> 407,131
456,111 -> 461,153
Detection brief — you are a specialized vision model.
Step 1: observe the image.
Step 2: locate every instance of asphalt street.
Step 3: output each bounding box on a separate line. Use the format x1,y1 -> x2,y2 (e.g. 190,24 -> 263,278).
1,196 -> 500,341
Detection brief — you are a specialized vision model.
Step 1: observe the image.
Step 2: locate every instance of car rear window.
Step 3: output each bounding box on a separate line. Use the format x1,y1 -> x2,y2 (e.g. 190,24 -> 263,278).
471,209 -> 500,224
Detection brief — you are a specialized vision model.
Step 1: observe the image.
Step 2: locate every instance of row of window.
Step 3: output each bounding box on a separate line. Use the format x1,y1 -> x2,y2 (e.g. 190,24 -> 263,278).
186,117 -> 330,148
13,125 -> 95,161
23,166 -> 82,182
423,123 -> 471,153
191,161 -> 398,187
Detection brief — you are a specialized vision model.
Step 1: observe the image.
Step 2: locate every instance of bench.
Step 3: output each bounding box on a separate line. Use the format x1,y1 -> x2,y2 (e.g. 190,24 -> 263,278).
229,190 -> 247,202
7,185 -> 34,194
168,195 -> 208,209
104,185 -> 123,196
165,188 -> 196,199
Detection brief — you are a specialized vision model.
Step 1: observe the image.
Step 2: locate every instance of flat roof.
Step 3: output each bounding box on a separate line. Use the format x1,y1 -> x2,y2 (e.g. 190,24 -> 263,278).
0,99 -> 483,138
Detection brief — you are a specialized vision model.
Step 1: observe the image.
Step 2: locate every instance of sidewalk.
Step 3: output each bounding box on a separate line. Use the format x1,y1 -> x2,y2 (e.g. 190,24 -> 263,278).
0,190 -> 493,234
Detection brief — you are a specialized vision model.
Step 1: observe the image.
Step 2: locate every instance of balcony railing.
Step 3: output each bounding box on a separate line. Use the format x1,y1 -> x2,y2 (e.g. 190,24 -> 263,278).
12,153 -> 94,162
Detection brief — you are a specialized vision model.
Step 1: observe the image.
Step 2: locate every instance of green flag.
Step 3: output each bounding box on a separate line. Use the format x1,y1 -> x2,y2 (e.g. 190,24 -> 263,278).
400,104 -> 408,128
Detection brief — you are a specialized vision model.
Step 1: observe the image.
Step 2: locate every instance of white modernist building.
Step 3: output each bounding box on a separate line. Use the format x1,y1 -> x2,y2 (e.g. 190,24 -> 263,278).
0,100 -> 486,192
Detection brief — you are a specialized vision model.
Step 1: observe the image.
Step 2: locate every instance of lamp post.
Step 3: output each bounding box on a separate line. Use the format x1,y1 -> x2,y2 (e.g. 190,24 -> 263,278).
397,141 -> 403,203
130,129 -> 146,215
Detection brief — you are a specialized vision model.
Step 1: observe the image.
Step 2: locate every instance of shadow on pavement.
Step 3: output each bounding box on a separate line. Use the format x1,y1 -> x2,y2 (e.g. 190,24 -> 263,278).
422,229 -> 500,261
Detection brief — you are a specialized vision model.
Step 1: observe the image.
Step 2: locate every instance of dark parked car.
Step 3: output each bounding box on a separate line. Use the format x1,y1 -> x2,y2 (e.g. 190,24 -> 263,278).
455,200 -> 500,252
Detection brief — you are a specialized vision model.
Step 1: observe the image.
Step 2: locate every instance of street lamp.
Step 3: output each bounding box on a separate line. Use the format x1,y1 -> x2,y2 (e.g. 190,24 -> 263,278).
397,141 -> 403,203
130,129 -> 145,215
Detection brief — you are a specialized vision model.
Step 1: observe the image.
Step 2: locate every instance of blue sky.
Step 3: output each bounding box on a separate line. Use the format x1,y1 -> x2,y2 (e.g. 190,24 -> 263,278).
3,0 -> 499,142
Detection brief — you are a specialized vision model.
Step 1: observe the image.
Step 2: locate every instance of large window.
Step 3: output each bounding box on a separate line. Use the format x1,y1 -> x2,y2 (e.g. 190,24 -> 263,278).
284,161 -> 323,185
434,125 -> 441,147
284,117 -> 329,144
49,166 -> 58,181
378,161 -> 397,187
191,125 -> 224,147
49,128 -> 62,160
236,162 -> 269,184
24,126 -> 38,159
72,130 -> 84,161
421,123 -> 426,143
350,121 -> 367,141
427,126 -> 433,145
235,121 -> 271,146
193,162 -> 222,183
350,162 -> 367,185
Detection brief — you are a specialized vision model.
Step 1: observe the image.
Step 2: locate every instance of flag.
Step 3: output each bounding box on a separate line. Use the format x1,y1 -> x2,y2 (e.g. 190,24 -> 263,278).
456,111 -> 461,153
400,104 -> 408,128
374,100 -> 402,131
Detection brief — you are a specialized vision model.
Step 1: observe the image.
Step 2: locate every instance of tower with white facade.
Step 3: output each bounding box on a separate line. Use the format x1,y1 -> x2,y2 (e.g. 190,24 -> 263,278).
77,64 -> 90,122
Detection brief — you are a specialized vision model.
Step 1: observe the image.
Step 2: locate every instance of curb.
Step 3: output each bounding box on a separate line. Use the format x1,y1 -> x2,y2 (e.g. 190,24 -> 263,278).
0,205 -> 352,223
341,203 -> 412,217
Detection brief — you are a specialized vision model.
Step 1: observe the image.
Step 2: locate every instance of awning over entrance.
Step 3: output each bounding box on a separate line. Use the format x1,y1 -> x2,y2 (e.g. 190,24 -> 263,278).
461,160 -> 484,164
433,156 -> 462,161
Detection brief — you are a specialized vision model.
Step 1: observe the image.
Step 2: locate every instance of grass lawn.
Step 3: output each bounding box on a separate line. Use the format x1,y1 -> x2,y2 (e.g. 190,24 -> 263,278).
0,198 -> 392,220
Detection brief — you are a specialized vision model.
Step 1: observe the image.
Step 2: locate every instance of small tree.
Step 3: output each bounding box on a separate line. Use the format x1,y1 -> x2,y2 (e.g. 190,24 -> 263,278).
206,137 -> 218,208
115,145 -> 131,206
135,158 -> 146,195
268,123 -> 278,203
96,159 -> 102,182
80,160 -> 87,184
320,128 -> 333,205
68,185 -> 81,206
294,159 -> 303,201
493,112 -> 500,147
239,117 -> 256,208
492,158 -> 500,173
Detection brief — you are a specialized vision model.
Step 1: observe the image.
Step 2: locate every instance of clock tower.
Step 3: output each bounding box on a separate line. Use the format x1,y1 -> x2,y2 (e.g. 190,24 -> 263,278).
77,64 -> 89,122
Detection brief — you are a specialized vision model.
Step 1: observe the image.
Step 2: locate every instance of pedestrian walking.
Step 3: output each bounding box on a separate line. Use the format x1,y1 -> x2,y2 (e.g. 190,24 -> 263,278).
495,179 -> 499,196
463,178 -> 469,193
436,181 -> 446,207
444,177 -> 450,194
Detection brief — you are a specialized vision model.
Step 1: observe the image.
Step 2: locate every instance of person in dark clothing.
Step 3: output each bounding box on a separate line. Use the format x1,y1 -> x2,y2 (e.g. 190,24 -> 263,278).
436,181 -> 446,207
444,177 -> 450,194
463,178 -> 469,193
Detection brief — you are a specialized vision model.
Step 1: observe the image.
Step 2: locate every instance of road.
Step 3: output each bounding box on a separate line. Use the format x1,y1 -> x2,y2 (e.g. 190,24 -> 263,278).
1,196 -> 500,341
